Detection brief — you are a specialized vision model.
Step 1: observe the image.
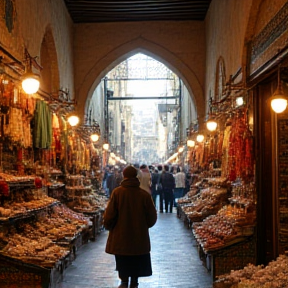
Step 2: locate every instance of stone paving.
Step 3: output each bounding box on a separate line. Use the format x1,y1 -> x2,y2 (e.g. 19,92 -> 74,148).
59,210 -> 213,288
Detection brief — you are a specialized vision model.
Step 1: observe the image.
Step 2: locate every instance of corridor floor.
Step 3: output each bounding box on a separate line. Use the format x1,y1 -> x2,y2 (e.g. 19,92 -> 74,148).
59,211 -> 213,288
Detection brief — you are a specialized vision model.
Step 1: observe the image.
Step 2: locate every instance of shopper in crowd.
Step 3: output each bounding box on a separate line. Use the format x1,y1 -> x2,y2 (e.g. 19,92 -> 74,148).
104,165 -> 157,288
174,166 -> 186,206
150,167 -> 159,206
102,165 -> 110,197
161,164 -> 175,213
106,167 -> 117,198
115,167 -> 124,188
138,164 -> 151,194
170,166 -> 177,175
157,165 -> 164,213
184,169 -> 193,195
133,163 -> 140,170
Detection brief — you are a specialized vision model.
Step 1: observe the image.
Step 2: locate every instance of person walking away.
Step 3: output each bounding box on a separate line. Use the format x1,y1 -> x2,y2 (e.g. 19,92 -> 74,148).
106,166 -> 116,198
104,165 -> 157,288
137,164 -> 151,194
102,166 -> 110,197
115,167 -> 123,188
157,165 -> 164,212
161,165 -> 175,213
184,169 -> 193,195
150,167 -> 158,207
174,166 -> 186,206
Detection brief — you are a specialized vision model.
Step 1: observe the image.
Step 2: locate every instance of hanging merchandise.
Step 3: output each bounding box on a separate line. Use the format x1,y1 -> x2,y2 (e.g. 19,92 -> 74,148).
4,107 -> 24,142
202,142 -> 209,169
226,109 -> 254,183
0,180 -> 9,196
33,100 -> 52,149
0,80 -> 34,148
34,177 -> 42,188
51,114 -> 61,167
221,125 -> 231,178
243,128 -> 254,181
217,131 -> 224,160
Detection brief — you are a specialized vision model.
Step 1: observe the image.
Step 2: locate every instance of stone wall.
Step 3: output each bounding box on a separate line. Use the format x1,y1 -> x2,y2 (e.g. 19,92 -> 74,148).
205,0 -> 288,111
73,21 -> 206,120
1,0 -> 287,128
0,0 -> 74,99
205,0 -> 253,108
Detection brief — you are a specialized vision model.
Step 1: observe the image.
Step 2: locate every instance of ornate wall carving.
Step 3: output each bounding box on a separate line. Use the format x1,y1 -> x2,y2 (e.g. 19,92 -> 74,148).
250,2 -> 288,75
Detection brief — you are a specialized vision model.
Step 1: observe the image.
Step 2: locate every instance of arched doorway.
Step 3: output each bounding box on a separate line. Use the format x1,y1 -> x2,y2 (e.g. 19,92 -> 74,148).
39,25 -> 60,96
74,38 -> 204,123
87,53 -> 197,165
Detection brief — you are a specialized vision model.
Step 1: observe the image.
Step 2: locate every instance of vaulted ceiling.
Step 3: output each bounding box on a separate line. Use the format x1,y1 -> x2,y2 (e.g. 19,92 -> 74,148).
64,0 -> 212,23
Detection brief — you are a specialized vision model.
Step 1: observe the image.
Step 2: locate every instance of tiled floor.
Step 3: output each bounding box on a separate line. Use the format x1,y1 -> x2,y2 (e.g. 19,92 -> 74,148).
59,210 -> 213,288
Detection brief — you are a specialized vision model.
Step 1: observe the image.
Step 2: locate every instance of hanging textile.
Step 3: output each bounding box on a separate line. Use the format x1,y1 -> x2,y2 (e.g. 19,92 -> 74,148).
33,100 -> 52,148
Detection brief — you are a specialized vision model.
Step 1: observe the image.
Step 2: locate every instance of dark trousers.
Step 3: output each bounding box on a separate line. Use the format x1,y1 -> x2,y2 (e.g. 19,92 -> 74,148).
159,191 -> 164,212
152,194 -> 157,207
164,190 -> 174,213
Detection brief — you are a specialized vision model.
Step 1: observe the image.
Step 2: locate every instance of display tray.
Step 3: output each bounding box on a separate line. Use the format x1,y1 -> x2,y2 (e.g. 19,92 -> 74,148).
0,201 -> 60,223
202,237 -> 247,254
176,206 -> 192,228
66,186 -> 92,190
192,224 -> 255,254
213,281 -> 236,288
8,181 -> 35,188
81,211 -> 104,240
208,236 -> 256,281
48,183 -> 65,189
0,252 -> 69,288
55,231 -> 88,262
0,250 -> 70,269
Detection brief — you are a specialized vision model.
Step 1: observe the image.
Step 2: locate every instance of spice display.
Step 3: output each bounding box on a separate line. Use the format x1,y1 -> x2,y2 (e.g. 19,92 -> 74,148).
193,204 -> 256,252
1,234 -> 69,267
0,204 -> 89,268
215,254 -> 288,288
65,175 -> 107,213
179,186 -> 228,222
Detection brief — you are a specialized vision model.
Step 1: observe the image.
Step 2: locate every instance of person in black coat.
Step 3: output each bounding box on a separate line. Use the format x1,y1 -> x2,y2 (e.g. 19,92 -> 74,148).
157,165 -> 164,213
106,167 -> 117,198
151,167 -> 158,207
161,165 -> 175,213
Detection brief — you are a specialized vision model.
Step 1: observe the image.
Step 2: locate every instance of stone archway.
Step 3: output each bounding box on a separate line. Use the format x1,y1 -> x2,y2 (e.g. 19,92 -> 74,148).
40,25 -> 60,95
74,37 -> 205,122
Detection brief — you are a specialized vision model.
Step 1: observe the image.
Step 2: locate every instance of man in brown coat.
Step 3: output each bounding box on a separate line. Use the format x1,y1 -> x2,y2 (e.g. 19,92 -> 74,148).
104,165 -> 157,288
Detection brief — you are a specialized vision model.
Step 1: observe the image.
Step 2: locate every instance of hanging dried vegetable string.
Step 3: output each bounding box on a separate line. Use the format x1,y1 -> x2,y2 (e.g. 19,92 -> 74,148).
226,108 -> 254,182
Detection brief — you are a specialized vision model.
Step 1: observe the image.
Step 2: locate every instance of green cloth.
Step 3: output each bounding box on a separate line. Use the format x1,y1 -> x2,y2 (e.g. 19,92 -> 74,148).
33,100 -> 52,148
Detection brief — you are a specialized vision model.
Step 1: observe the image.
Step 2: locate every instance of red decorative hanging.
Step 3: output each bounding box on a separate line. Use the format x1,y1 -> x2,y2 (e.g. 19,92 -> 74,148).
0,180 -> 9,196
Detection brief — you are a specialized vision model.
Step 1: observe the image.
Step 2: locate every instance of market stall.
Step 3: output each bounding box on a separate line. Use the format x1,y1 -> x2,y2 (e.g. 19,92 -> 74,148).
214,252 -> 288,288
0,173 -> 90,287
0,61 -> 107,287
64,174 -> 106,240
183,89 -> 257,282
177,177 -> 229,227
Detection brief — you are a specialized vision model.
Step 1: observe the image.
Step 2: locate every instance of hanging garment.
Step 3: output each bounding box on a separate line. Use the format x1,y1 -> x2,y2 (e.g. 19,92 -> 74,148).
33,100 -> 52,148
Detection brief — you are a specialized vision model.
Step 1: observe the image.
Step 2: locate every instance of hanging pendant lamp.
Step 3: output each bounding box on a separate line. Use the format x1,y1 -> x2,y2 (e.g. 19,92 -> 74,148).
206,118 -> 218,131
22,49 -> 40,94
270,66 -> 288,113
